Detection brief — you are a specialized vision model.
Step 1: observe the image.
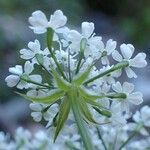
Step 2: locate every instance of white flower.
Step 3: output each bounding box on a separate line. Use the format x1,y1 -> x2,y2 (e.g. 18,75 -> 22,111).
128,138 -> 150,150
27,88 -> 48,97
112,82 -> 143,113
99,39 -> 117,65
93,83 -> 110,108
5,61 -> 42,89
133,105 -> 150,127
112,43 -> 147,78
67,22 -> 102,58
110,102 -> 127,126
20,40 -> 51,68
29,103 -> 44,122
15,127 -> 31,149
43,104 -> 59,127
5,61 -> 32,89
29,10 -> 67,34
20,40 -> 49,59
98,65 -> 121,84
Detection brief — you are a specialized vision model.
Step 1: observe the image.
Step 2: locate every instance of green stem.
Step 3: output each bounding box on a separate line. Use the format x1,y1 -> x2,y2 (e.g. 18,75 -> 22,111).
84,61 -> 129,85
92,51 -> 107,67
119,123 -> 143,150
96,127 -> 107,150
75,51 -> 84,75
20,76 -> 52,89
75,38 -> 87,75
68,48 -> 72,82
69,87 -> 95,150
65,141 -> 79,150
47,28 -> 67,80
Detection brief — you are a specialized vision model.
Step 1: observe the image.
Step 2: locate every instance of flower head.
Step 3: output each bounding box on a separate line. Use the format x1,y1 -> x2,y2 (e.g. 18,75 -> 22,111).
29,10 -> 67,34
112,44 -> 147,78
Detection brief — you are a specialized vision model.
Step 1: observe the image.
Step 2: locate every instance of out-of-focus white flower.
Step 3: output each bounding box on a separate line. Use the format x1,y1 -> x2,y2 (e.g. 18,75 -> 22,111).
29,10 -> 67,34
133,105 -> 150,127
93,83 -> 110,108
0,132 -> 15,150
110,102 -> 127,126
14,127 -> 31,150
112,82 -> 143,113
128,137 -> 150,150
112,44 -> 147,78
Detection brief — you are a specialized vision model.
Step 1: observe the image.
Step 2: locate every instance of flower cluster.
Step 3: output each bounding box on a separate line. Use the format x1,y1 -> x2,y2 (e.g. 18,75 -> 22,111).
1,105 -> 150,150
5,10 -> 149,149
0,127 -> 79,150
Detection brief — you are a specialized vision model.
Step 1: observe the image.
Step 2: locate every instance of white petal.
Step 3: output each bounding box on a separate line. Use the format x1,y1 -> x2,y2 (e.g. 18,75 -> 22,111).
125,67 -> 137,78
133,111 -> 141,122
88,36 -> 102,47
24,61 -> 33,74
17,81 -> 28,89
27,90 -> 38,97
29,10 -> 48,27
121,101 -> 130,114
29,103 -> 43,111
49,10 -> 67,29
120,44 -> 134,59
31,112 -> 42,122
106,39 -> 117,55
5,75 -> 20,87
28,40 -> 41,52
101,56 -> 109,65
128,92 -> 143,105
20,49 -> 35,59
112,81 -> 122,93
9,65 -> 23,75
81,22 -> 94,38
112,69 -> 122,77
68,30 -> 82,42
129,53 -> 147,68
123,82 -> 134,94
112,50 -> 122,62
101,83 -> 110,93
29,26 -> 47,34
29,75 -> 42,83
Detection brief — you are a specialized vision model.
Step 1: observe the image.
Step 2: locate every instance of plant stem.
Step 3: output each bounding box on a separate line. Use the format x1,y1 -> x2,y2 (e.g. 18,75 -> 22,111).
75,38 -> 86,75
68,48 -> 72,82
21,76 -> 52,89
69,87 -> 95,150
65,141 -> 79,150
96,127 -> 107,150
47,28 -> 67,80
119,123 -> 143,150
84,61 -> 129,85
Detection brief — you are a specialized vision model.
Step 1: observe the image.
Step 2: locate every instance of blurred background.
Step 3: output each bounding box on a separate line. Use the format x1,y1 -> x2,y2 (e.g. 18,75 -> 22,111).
0,0 -> 150,134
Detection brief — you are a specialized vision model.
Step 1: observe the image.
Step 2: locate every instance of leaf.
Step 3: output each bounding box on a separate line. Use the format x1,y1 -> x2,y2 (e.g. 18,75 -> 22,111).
79,87 -> 104,100
15,89 -> 65,104
79,99 -> 97,124
51,69 -> 71,91
73,66 -> 92,86
54,97 -> 70,142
